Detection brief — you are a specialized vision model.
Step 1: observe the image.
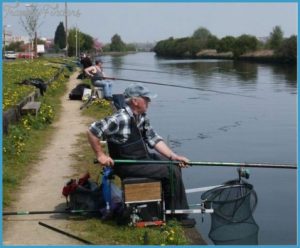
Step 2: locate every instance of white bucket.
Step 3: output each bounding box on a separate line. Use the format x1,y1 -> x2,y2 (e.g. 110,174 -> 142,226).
82,88 -> 92,101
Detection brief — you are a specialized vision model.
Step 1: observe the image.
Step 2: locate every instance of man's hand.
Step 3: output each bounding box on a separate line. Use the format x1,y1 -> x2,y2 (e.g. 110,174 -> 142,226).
172,154 -> 190,168
97,154 -> 114,167
103,76 -> 115,80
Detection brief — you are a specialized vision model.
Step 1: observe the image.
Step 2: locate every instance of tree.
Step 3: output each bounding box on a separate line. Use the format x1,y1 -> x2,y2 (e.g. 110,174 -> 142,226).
93,38 -> 103,53
233,34 -> 258,57
153,37 -> 176,57
81,33 -> 94,52
153,37 -> 201,57
268,26 -> 284,50
192,27 -> 217,50
125,43 -> 136,52
206,35 -> 219,49
67,28 -> 94,56
192,27 -> 212,41
217,36 -> 236,53
19,4 -> 42,55
276,35 -> 297,63
54,22 -> 66,49
102,44 -> 111,52
6,41 -> 24,52
67,28 -> 78,56
110,34 -> 126,52
186,38 -> 203,57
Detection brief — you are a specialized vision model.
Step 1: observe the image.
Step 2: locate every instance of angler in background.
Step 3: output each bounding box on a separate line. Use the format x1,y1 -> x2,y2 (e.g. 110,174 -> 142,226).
80,53 -> 92,74
87,83 -> 196,227
84,59 -> 114,100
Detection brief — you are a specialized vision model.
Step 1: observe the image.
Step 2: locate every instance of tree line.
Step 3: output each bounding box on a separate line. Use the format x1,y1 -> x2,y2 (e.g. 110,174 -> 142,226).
6,21 -> 136,56
153,26 -> 297,63
54,22 -> 135,56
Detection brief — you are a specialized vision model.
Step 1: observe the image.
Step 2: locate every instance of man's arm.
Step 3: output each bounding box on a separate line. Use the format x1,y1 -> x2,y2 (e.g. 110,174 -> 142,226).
154,140 -> 189,168
84,66 -> 95,77
87,130 -> 114,166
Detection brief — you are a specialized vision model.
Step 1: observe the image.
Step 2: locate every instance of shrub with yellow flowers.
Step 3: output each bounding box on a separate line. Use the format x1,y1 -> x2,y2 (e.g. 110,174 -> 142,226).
2,59 -> 70,111
92,98 -> 111,107
38,104 -> 54,124
159,222 -> 188,245
3,125 -> 28,157
3,58 -> 74,158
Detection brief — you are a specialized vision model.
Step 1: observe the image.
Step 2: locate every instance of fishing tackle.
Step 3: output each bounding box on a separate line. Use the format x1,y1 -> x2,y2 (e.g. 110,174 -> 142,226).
112,159 -> 297,169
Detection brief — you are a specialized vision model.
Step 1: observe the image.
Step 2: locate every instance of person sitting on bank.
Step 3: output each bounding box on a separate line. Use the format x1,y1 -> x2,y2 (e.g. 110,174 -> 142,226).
84,59 -> 113,100
80,53 -> 92,77
87,83 -> 196,227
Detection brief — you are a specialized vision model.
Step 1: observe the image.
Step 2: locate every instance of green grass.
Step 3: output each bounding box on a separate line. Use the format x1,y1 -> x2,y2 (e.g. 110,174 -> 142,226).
3,126 -> 56,205
66,218 -> 189,245
2,58 -> 74,111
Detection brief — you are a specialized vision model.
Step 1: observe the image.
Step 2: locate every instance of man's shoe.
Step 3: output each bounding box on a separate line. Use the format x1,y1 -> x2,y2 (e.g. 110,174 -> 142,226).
176,215 -> 196,228
179,217 -> 196,228
104,96 -> 113,101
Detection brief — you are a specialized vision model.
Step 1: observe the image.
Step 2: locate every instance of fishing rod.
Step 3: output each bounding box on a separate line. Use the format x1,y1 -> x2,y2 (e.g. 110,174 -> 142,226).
113,159 -> 297,170
39,222 -> 95,245
70,58 -> 253,95
2,209 -> 101,216
103,66 -> 184,75
103,76 -> 257,99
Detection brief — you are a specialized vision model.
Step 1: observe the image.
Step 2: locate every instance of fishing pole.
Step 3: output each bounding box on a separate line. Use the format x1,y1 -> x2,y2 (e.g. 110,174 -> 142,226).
113,159 -> 297,170
103,76 -> 257,99
2,209 -> 101,216
103,66 -> 183,75
39,222 -> 95,245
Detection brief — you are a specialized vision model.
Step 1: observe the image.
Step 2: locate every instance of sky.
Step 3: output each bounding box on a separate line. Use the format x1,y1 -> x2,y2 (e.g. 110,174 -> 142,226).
2,2 -> 298,44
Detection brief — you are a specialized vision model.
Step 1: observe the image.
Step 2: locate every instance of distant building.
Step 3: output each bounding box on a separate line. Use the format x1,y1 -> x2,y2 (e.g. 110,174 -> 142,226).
6,35 -> 54,52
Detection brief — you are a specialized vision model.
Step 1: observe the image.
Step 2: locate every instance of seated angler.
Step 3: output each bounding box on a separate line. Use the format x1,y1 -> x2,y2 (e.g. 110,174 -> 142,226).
87,83 -> 196,227
84,59 -> 113,100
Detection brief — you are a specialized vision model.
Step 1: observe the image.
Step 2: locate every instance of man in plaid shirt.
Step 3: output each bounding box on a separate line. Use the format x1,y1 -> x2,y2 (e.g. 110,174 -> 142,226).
87,83 -> 195,227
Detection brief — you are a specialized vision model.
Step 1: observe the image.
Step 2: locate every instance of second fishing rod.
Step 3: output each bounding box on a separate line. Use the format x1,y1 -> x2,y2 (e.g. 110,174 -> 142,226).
102,76 -> 257,99
69,58 -> 256,98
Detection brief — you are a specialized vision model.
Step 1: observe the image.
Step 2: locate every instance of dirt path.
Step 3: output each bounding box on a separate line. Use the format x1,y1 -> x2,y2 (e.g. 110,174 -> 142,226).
3,71 -> 94,245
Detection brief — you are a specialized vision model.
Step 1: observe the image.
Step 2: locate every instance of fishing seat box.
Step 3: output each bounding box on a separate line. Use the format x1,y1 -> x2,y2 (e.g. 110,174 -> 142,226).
121,178 -> 164,221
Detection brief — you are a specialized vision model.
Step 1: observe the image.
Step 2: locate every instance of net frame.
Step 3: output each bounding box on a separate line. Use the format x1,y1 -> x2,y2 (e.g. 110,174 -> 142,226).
201,179 -> 258,223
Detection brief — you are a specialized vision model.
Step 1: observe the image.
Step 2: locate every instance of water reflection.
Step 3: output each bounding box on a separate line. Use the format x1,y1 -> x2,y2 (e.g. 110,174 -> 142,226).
271,64 -> 297,89
110,55 -> 124,68
155,57 -> 296,93
232,61 -> 258,82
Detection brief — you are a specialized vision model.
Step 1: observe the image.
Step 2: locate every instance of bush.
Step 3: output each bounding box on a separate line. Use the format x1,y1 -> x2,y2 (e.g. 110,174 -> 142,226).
233,34 -> 258,58
217,36 -> 236,53
275,35 -> 297,63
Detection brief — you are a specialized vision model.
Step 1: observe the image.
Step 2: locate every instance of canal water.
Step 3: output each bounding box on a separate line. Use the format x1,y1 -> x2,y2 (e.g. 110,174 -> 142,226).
99,52 -> 297,245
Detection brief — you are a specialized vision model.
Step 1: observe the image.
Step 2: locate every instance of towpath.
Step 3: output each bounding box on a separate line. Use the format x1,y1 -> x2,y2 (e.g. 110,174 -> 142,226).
3,71 -> 93,245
